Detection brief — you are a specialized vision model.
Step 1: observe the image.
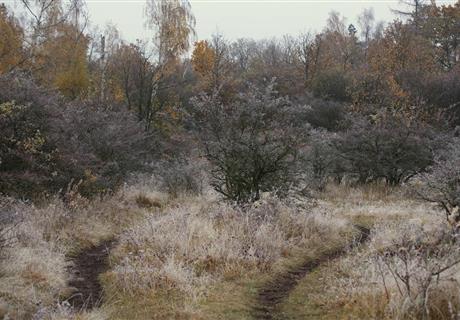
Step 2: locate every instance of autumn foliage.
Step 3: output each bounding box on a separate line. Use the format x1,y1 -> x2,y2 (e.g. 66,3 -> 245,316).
0,0 -> 459,200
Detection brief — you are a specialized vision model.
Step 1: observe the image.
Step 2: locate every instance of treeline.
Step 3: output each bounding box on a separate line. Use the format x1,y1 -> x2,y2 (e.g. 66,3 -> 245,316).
0,0 -> 459,203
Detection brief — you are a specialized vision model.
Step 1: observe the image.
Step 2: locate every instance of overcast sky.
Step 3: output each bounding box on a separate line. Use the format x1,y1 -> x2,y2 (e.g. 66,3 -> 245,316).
84,0 -> 455,42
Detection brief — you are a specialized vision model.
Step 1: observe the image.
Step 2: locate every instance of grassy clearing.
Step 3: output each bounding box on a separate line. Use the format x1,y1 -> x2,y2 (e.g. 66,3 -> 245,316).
278,184 -> 459,320
1,181 -> 456,319
0,184 -> 150,319
99,190 -> 352,319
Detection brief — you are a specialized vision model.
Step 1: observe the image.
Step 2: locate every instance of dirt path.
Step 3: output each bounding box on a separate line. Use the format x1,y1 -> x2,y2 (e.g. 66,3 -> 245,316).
66,240 -> 115,311
252,225 -> 370,320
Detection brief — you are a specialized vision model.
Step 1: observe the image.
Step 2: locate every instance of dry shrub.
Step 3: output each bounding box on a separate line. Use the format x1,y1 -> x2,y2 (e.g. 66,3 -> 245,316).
413,138 -> 460,229
189,81 -> 307,203
331,115 -> 434,186
123,175 -> 168,208
0,197 -> 22,259
135,193 -> 162,209
158,159 -> 206,198
0,73 -> 152,199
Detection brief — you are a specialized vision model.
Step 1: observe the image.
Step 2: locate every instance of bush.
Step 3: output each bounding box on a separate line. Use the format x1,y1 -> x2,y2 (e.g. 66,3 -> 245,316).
0,197 -> 21,259
348,72 -> 406,114
52,100 -> 152,197
158,159 -> 205,198
373,225 -> 460,319
0,100 -> 58,197
135,193 -> 162,209
304,98 -> 345,131
332,115 -> 434,186
414,139 -> 460,227
311,70 -> 351,102
293,94 -> 345,131
303,130 -> 345,190
420,68 -> 460,127
0,72 -> 151,198
190,81 -> 307,203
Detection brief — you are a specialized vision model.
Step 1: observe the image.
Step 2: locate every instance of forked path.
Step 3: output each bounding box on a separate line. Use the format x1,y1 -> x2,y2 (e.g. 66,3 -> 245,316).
252,225 -> 370,320
67,240 -> 115,311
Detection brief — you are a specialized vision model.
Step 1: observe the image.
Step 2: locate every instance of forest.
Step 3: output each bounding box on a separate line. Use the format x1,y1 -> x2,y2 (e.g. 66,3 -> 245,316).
1,0 -> 460,319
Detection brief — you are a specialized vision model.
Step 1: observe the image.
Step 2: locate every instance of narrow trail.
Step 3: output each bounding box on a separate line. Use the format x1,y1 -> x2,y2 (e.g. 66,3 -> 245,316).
66,239 -> 115,311
252,225 -> 370,320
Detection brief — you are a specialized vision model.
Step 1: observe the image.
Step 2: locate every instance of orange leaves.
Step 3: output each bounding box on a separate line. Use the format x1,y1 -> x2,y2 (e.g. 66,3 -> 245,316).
145,0 -> 195,63
0,5 -> 23,74
38,23 -> 90,98
191,40 -> 215,78
368,21 -> 435,76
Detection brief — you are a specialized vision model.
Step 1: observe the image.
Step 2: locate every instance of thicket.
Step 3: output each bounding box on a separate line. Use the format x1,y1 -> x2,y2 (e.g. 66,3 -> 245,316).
189,82 -> 307,203
0,0 -> 459,205
332,115 -> 435,186
414,139 -> 460,227
0,73 -> 151,198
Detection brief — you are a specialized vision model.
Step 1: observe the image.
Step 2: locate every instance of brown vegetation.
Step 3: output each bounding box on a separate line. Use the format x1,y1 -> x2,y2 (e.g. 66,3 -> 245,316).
0,0 -> 459,318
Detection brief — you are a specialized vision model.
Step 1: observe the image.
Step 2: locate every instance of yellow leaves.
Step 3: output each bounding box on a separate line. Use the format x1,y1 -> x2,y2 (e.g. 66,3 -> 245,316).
113,84 -> 126,103
37,23 -> 90,98
146,0 -> 195,62
0,101 -> 22,118
368,22 -> 435,76
191,40 -> 215,77
84,169 -> 97,184
53,52 -> 89,98
386,75 -> 406,100
0,5 -> 23,74
0,102 -> 47,157
21,131 -> 46,154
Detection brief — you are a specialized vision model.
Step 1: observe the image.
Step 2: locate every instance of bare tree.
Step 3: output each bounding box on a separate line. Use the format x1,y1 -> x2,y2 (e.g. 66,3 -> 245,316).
358,8 -> 375,46
209,33 -> 230,92
392,0 -> 427,27
145,0 -> 196,65
296,32 -> 314,86
18,0 -> 88,64
414,139 -> 460,228
229,38 -> 256,73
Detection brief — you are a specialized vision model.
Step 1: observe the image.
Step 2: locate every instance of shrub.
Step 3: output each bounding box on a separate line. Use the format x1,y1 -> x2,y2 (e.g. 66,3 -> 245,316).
421,68 -> 460,127
348,72 -> 407,114
304,99 -> 345,131
332,115 -> 434,186
135,193 -> 162,209
292,95 -> 345,131
311,70 -> 351,102
303,130 -> 344,190
158,159 -> 205,198
0,197 -> 21,259
190,81 -> 307,203
0,72 -> 152,198
52,100 -> 152,197
414,139 -> 460,227
0,99 -> 58,197
372,225 -> 460,319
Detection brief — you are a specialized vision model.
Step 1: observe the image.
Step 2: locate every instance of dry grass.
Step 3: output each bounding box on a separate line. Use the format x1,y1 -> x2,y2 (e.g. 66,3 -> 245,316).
3,179 -> 454,319
101,191 -> 351,318
0,183 -> 149,319
280,183 -> 460,320
337,218 -> 460,320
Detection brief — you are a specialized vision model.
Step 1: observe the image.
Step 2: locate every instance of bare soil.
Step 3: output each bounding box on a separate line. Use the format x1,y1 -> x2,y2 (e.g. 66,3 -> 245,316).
66,240 -> 115,311
253,225 -> 370,320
